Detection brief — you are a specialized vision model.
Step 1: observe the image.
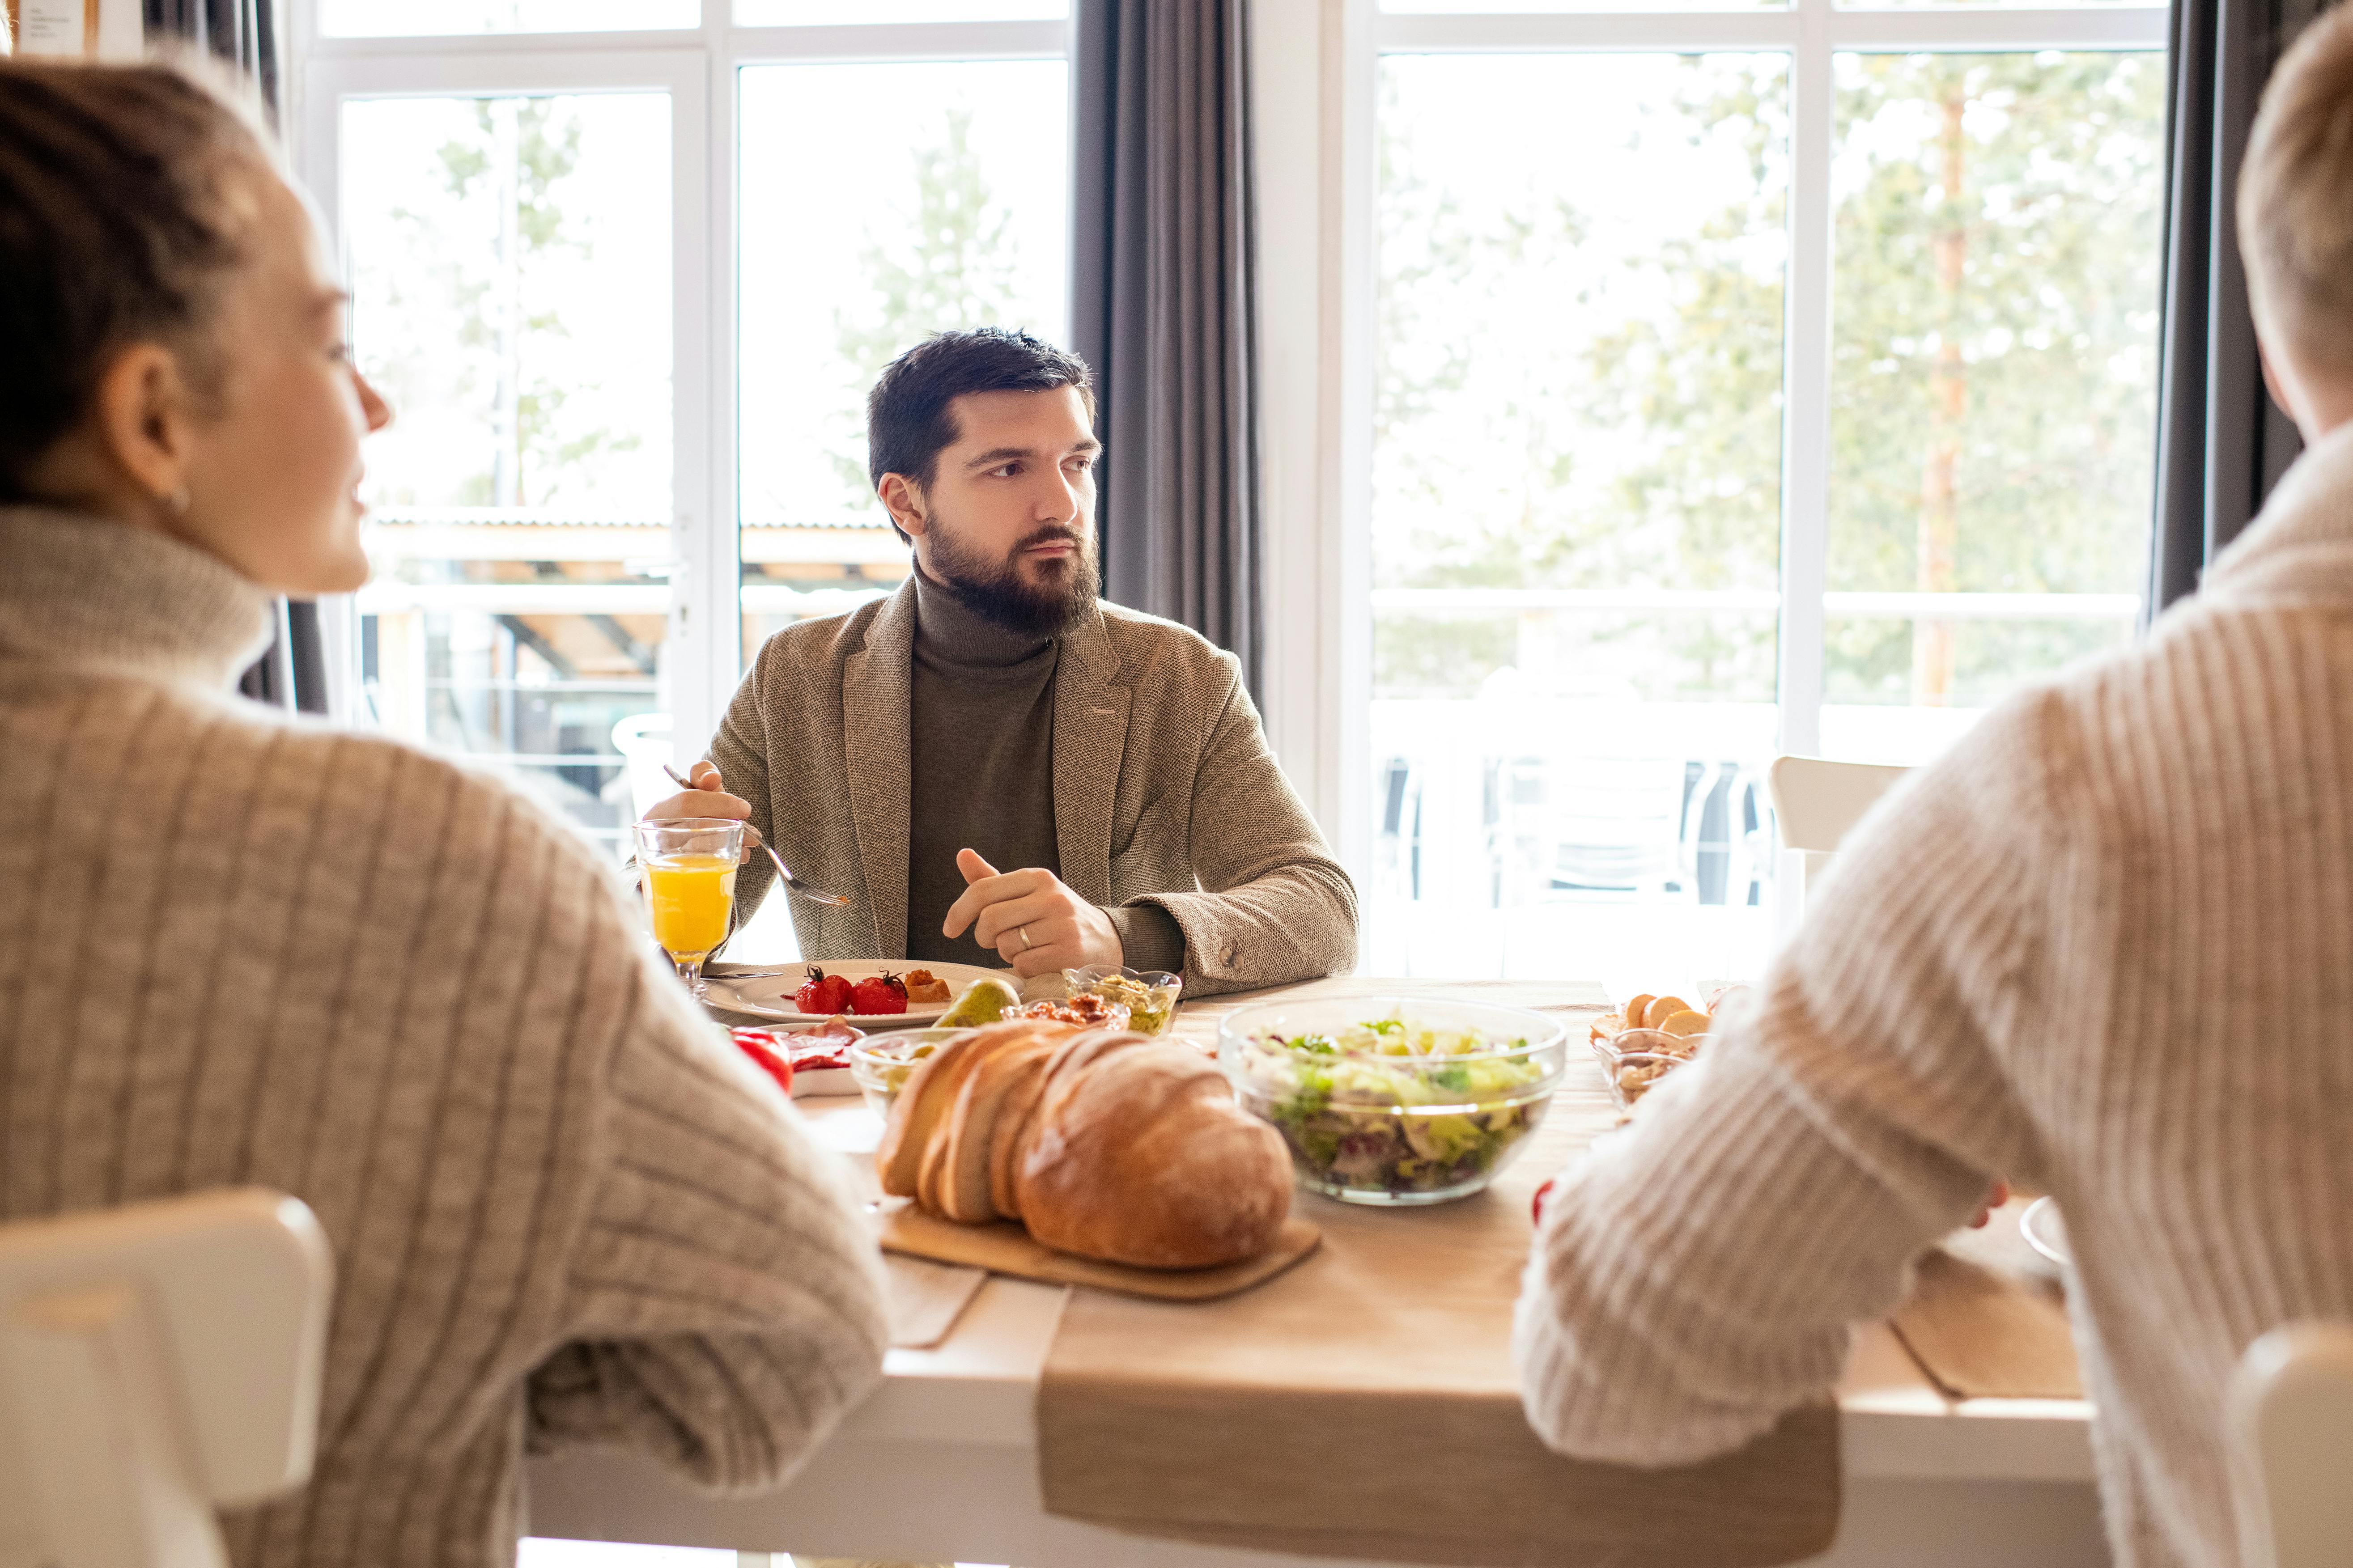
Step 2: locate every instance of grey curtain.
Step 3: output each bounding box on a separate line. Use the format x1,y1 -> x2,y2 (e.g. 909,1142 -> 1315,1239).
143,0 -> 280,118
2147,0 -> 2332,615
149,0 -> 323,711
1071,0 -> 1263,695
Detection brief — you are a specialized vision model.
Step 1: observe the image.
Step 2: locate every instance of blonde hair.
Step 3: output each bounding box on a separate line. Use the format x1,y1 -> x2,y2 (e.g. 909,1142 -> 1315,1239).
2239,4 -> 2353,374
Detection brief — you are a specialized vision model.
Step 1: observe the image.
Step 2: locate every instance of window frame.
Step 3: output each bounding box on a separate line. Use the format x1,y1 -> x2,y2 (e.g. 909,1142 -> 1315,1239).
292,9 -> 1074,754
1251,0 -> 2168,941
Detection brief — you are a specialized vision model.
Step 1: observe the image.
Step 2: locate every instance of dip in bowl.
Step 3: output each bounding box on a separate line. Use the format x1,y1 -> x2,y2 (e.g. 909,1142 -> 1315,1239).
849,1027 -> 967,1118
1218,997 -> 1567,1206
1063,964 -> 1183,1036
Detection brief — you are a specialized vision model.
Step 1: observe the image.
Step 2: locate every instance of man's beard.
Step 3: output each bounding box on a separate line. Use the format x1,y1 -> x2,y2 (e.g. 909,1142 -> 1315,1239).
922,513 -> 1100,639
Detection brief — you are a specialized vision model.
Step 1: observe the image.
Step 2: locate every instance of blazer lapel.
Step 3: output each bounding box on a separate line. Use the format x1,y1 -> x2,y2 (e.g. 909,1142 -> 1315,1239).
1052,607 -> 1129,906
843,578 -> 918,956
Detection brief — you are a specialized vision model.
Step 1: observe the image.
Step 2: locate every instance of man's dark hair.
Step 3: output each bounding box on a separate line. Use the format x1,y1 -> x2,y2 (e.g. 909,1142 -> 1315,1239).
866,328 -> 1096,505
0,58 -> 270,500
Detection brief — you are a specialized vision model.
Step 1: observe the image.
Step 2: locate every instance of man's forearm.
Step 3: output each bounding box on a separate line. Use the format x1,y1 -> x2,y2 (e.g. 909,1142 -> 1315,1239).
1141,860 -> 1359,996
1106,900 -> 1187,973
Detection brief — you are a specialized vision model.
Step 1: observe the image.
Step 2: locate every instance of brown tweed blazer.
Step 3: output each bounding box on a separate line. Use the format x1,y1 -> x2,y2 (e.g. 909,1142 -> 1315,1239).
707,577 -> 1357,996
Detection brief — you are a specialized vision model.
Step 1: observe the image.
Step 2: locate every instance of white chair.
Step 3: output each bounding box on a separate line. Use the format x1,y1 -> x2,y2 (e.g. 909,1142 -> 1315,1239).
0,1189 -> 334,1568
2229,1322 -> 2353,1568
611,711 -> 677,820
1765,756 -> 1911,908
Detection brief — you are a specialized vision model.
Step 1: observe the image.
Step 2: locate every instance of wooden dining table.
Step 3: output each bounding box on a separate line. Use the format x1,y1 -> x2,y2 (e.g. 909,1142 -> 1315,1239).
525,976 -> 2110,1568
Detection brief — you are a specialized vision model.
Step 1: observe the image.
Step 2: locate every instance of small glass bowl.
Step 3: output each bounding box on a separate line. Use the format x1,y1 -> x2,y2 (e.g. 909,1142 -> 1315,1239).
848,1027 -> 967,1118
1591,1025 -> 1700,1072
1605,1051 -> 1690,1112
1219,996 -> 1567,1206
1013,996 -> 1132,1031
1062,964 -> 1183,1036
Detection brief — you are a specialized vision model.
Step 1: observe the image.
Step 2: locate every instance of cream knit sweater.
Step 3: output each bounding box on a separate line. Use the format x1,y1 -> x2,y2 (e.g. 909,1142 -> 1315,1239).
0,509 -> 889,1566
1517,423 -> 2353,1568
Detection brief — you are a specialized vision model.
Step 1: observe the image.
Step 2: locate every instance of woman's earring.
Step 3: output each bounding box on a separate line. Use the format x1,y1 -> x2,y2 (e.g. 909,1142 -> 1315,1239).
167,486 -> 192,515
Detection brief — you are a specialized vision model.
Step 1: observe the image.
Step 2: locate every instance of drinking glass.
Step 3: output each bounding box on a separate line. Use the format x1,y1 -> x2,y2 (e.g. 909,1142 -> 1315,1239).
634,818 -> 745,997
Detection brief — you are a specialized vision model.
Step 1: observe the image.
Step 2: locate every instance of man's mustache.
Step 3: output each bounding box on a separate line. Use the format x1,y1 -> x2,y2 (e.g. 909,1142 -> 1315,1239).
1014,526 -> 1087,553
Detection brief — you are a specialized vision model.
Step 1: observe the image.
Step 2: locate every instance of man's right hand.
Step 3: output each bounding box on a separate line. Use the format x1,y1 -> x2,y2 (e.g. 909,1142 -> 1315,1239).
644,759 -> 753,826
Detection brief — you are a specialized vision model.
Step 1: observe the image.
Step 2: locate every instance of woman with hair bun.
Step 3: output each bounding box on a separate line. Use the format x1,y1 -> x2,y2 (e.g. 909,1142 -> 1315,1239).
0,58 -> 886,1568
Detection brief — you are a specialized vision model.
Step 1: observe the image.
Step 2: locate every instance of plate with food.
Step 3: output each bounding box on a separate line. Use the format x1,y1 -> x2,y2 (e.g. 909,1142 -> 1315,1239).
705,960 -> 1012,1025
731,1018 -> 866,1098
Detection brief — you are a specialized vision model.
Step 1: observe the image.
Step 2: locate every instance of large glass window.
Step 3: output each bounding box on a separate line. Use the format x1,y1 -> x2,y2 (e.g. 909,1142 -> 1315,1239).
320,0 -> 697,37
307,12 -> 1070,898
1368,5 -> 2167,983
736,0 -> 1066,21
1370,52 -> 1789,983
344,91 -> 674,860
1822,50 -> 2164,762
736,58 -> 1069,662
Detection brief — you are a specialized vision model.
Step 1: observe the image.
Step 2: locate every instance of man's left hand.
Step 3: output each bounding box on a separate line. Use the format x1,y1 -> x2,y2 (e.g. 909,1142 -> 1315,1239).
941,848 -> 1122,978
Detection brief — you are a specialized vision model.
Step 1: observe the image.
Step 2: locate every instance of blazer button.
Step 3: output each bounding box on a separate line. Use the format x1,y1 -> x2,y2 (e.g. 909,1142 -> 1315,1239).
1222,943 -> 1240,966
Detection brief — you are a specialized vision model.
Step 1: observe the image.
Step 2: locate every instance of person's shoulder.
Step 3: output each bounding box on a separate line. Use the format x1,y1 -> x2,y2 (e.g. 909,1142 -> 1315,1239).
1095,602 -> 1242,693
212,703 -> 612,868
743,593 -> 896,684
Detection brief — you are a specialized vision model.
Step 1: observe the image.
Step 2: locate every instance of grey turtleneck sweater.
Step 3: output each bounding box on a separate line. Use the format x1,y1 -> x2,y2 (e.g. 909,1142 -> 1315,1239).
904,568 -> 1185,971
0,507 -> 888,1568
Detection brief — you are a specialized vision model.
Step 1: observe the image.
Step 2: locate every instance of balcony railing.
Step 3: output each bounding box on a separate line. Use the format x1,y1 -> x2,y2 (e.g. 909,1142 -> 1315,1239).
1370,589 -> 2142,621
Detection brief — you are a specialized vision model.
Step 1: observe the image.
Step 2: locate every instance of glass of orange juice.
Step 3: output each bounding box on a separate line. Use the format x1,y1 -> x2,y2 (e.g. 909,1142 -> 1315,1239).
633,818 -> 745,998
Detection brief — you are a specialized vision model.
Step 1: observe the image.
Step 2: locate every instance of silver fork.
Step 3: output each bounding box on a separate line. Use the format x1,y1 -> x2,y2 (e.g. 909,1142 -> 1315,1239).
660,763 -> 851,907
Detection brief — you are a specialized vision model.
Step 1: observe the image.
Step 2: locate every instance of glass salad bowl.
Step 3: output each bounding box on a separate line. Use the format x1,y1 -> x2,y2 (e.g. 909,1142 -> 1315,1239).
1218,997 -> 1568,1206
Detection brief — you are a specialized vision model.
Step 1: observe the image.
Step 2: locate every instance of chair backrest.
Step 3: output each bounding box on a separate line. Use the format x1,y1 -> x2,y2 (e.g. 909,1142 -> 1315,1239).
610,711 -> 676,821
0,1189 -> 334,1568
1765,756 -> 1911,908
2230,1323 -> 2353,1568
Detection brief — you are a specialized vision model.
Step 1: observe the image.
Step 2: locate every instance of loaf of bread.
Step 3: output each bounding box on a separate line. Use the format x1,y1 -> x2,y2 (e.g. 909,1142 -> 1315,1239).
1014,1043 -> 1292,1268
878,1025 -> 1292,1269
878,1019 -> 1073,1199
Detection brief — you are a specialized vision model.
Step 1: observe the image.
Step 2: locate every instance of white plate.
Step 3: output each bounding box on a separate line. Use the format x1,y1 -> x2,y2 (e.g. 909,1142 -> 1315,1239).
2019,1195 -> 2072,1269
705,959 -> 1012,1025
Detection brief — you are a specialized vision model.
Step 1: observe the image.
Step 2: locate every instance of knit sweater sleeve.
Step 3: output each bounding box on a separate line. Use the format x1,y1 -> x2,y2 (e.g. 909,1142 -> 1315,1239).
522,835 -> 888,1489
1513,694 -> 2061,1464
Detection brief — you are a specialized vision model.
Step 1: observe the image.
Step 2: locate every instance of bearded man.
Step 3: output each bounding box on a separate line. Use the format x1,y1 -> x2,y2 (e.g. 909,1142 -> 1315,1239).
646,329 -> 1357,993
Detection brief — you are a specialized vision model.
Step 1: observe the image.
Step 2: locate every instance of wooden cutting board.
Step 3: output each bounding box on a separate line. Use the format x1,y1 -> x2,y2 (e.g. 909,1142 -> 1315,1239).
878,1205 -> 1321,1301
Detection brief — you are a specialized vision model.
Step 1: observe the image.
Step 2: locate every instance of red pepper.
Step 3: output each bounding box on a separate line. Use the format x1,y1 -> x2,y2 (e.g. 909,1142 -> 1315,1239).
731,1030 -> 794,1098
1531,1177 -> 1558,1229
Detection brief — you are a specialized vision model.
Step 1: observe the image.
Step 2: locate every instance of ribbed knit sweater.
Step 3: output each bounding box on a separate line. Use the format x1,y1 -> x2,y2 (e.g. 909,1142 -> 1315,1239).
1516,422 -> 2353,1568
0,509 -> 889,1567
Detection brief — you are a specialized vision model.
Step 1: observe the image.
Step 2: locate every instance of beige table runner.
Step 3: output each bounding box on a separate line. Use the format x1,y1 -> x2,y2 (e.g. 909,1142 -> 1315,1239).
881,1253 -> 988,1349
1036,979 -> 1843,1568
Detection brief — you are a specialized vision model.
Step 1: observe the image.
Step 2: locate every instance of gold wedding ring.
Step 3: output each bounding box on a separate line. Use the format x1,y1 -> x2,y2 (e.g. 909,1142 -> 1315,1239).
1019,925 -> 1034,950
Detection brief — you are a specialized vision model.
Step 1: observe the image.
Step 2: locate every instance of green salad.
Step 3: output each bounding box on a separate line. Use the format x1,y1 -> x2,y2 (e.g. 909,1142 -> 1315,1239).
1236,1013 -> 1555,1199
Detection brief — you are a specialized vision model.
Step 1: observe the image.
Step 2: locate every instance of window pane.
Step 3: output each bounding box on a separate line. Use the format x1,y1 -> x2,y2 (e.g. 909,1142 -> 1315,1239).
1824,52 -> 2163,763
1372,54 -> 1788,986
321,0 -> 695,36
345,94 -> 675,861
1384,0 -> 1777,13
1839,0 -> 2143,14
737,0 -> 1064,20
736,60 -> 1069,663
